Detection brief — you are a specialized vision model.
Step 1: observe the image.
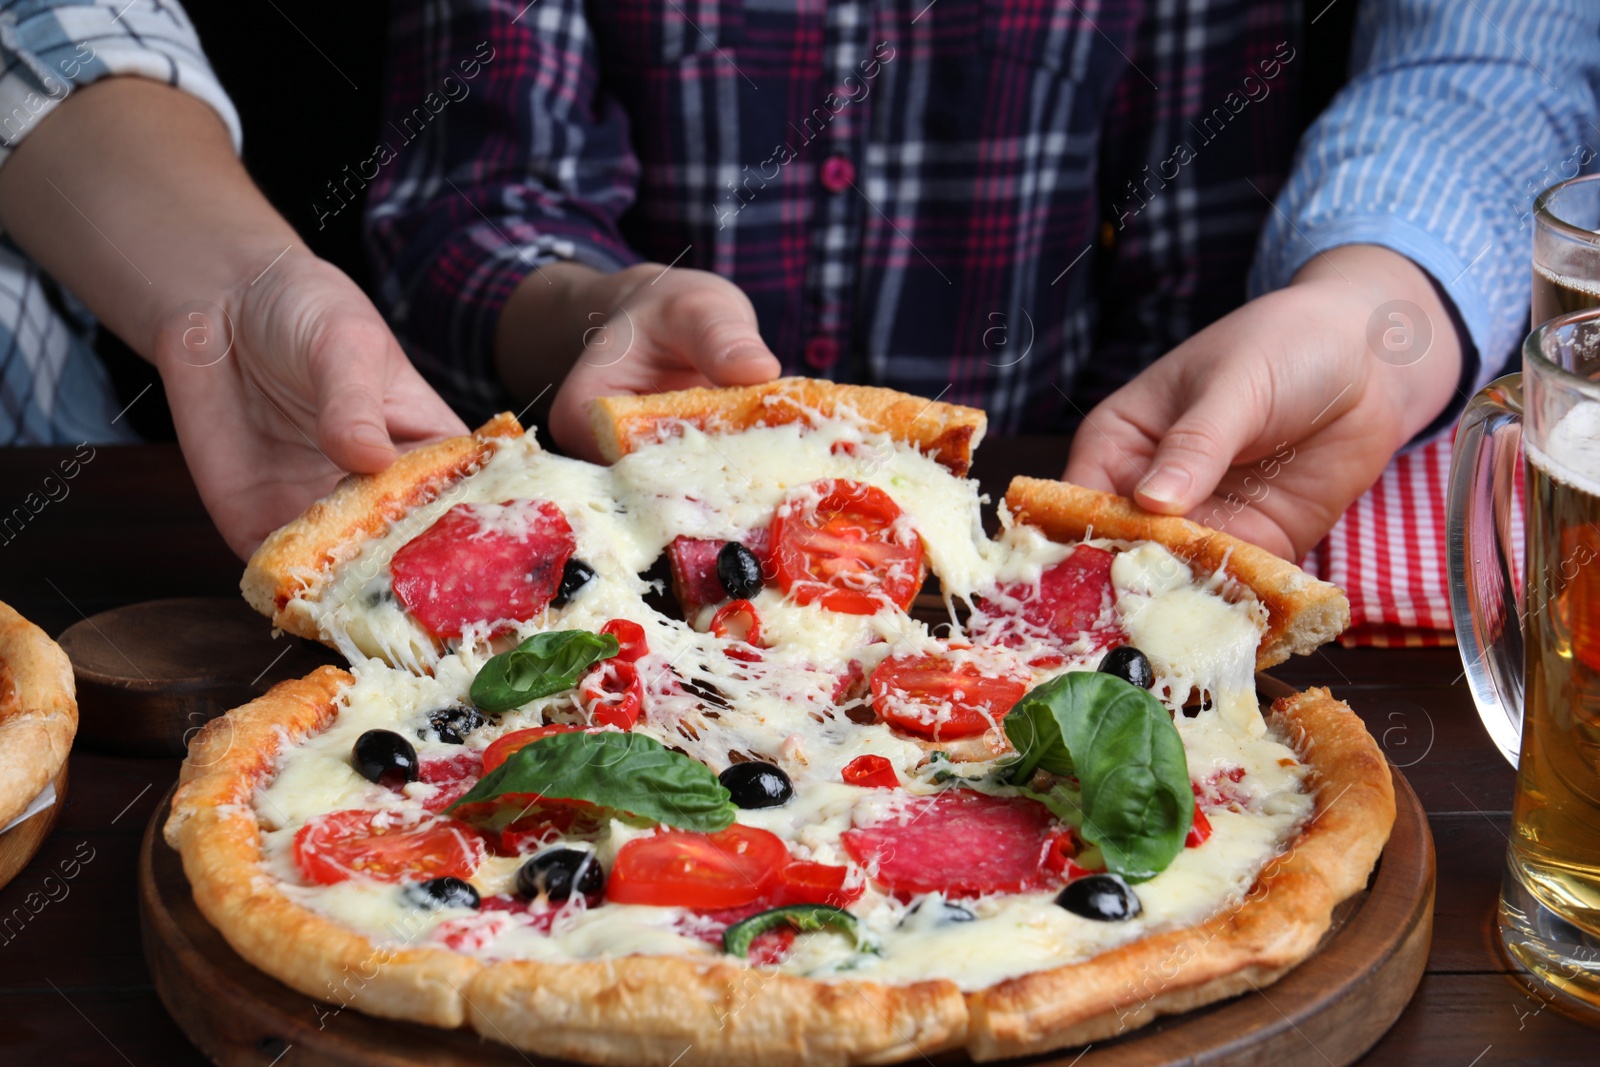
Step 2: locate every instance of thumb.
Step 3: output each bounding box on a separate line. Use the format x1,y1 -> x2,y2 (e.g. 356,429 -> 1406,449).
660,280 -> 782,385
1134,398 -> 1259,515
309,323 -> 403,474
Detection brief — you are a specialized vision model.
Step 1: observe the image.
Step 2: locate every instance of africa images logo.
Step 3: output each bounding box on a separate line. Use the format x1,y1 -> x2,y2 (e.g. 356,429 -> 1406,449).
1107,41 -> 1296,232
311,41 -> 497,231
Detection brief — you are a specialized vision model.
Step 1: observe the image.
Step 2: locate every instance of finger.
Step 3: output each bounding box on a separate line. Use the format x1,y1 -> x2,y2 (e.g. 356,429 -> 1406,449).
547,372 -> 611,462
1064,370 -> 1185,495
549,274 -> 780,458
1063,408 -> 1157,495
309,320 -> 405,473
656,279 -> 782,385
1133,387 -> 1265,515
382,361 -> 470,445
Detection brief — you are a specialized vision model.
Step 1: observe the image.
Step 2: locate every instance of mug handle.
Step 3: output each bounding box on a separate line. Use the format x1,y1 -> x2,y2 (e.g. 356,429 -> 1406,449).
1446,372 -> 1526,767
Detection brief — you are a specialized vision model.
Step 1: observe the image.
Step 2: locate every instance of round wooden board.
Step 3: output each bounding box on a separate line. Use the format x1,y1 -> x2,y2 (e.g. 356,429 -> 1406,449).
138,758 -> 1434,1066
58,597 -> 341,756
0,758 -> 69,892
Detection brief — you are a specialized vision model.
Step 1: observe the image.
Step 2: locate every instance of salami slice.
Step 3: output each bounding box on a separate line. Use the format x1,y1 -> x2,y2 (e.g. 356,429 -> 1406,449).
841,790 -> 1063,898
436,895 -> 559,949
973,545 -> 1123,654
414,752 -> 482,813
666,531 -> 771,616
391,500 -> 575,638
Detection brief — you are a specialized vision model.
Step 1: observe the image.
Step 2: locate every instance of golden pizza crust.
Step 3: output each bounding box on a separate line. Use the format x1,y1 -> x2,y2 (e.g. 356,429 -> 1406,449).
1004,477 -> 1350,670
0,599 -> 76,829
193,379 -> 1390,1063
465,957 -> 968,1067
962,686 -> 1394,1059
165,668 -> 967,1063
168,679 -> 1391,1066
590,377 -> 987,476
240,413 -> 525,643
164,667 -> 483,1027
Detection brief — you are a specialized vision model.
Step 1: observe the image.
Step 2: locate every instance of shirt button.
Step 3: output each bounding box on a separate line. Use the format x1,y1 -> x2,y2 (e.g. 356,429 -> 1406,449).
819,155 -> 855,193
804,337 -> 841,369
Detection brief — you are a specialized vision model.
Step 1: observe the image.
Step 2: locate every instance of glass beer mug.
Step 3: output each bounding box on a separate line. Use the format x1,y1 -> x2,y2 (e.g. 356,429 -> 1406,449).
1533,174 -> 1600,325
1450,306 -> 1600,1011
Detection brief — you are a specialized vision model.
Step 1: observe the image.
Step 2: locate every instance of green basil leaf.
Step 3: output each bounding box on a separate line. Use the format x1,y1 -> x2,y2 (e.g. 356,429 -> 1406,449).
722,905 -> 869,958
469,630 -> 620,713
1024,779 -> 1084,826
446,730 -> 737,832
1003,672 -> 1192,883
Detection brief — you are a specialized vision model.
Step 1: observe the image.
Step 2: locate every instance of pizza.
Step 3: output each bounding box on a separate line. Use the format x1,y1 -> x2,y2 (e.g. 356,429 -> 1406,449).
166,378 -> 1394,1065
0,599 -> 77,830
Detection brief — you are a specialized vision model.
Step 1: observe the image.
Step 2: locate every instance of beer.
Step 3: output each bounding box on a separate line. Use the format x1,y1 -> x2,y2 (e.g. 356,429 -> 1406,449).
1512,406 -> 1600,1001
1533,264 -> 1600,327
1534,176 -> 1600,333
1456,203 -> 1600,1014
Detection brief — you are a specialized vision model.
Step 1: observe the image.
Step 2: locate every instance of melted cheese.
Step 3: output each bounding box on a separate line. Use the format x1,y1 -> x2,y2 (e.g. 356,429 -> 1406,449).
254,656 -> 1310,989
298,422 -> 1049,671
252,414 -> 1312,992
1112,543 -> 1268,738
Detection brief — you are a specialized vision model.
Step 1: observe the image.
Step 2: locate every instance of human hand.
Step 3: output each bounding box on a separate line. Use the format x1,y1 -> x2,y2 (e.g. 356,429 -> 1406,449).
155,252 -> 468,558
1064,245 -> 1463,560
0,77 -> 468,559
498,262 -> 782,459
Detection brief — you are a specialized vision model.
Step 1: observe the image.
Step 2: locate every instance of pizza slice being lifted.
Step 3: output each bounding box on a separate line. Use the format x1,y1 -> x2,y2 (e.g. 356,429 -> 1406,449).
169,378 -> 1393,1065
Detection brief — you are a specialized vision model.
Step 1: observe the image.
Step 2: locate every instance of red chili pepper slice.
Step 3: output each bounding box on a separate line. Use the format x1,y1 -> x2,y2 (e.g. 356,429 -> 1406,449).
710,599 -> 764,662
599,618 -> 649,662
842,754 -> 900,789
579,659 -> 644,729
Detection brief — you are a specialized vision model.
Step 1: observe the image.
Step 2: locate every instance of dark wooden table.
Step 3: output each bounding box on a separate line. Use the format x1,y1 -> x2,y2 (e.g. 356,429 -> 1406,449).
0,440 -> 1592,1066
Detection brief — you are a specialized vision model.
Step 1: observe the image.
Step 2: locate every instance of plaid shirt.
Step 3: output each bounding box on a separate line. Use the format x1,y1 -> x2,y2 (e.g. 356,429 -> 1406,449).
368,0 -> 1303,433
0,0 -> 239,445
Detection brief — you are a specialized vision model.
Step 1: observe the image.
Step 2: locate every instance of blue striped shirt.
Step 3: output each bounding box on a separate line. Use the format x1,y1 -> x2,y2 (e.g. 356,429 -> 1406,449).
1254,0 -> 1600,409
0,0 -> 238,445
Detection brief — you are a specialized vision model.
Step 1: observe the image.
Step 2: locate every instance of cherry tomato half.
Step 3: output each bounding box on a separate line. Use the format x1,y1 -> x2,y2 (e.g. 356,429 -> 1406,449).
710,599 -> 764,662
473,726 -> 594,825
768,479 -> 923,615
770,860 -> 863,907
292,809 -> 486,885
606,825 -> 788,909
499,802 -> 609,855
870,653 -> 1028,740
600,618 -> 650,662
841,754 -> 900,789
481,724 -> 584,774
579,659 -> 644,729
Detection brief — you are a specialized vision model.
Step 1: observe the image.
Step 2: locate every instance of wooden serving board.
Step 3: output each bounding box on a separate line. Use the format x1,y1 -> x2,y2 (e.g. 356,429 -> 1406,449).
58,597 -> 341,756
138,735 -> 1435,1067
0,759 -> 69,892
